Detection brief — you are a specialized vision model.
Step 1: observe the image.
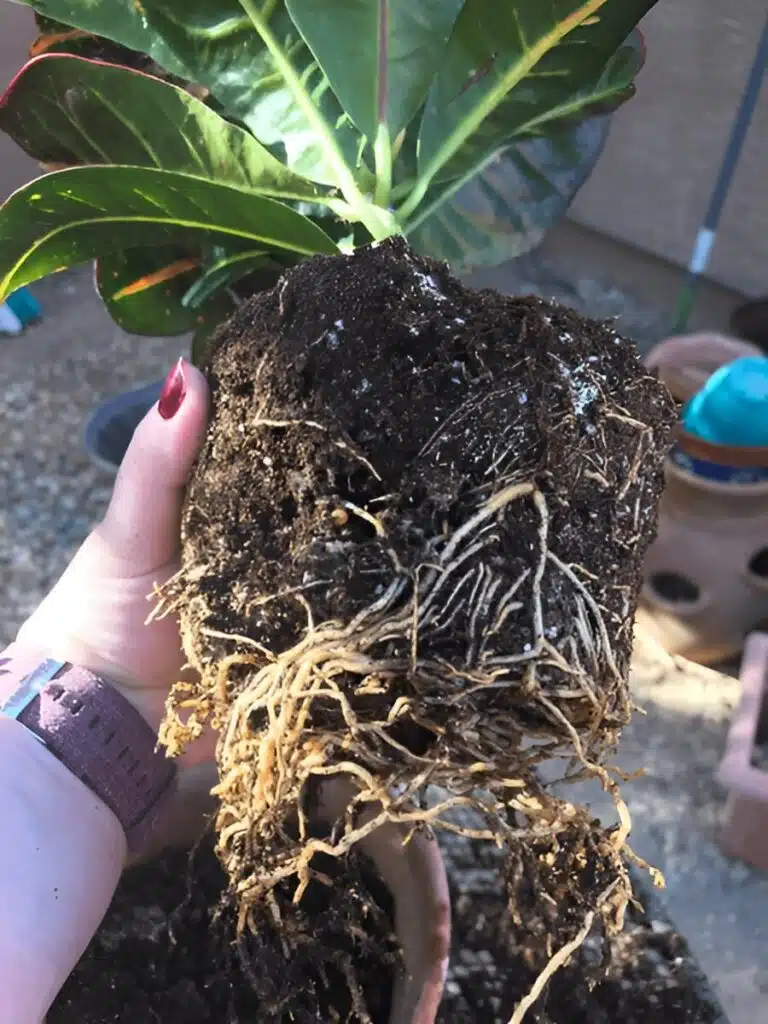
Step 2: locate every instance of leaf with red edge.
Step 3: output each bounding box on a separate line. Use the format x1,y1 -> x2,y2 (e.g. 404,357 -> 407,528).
0,54 -> 326,208
0,164 -> 338,301
29,28 -> 93,57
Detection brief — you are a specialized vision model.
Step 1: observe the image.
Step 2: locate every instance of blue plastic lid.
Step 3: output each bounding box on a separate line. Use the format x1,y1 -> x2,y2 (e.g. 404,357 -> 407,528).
682,356 -> 768,448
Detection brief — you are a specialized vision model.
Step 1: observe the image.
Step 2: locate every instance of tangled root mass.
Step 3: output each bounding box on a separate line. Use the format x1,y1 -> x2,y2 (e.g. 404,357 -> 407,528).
157,238 -> 676,1018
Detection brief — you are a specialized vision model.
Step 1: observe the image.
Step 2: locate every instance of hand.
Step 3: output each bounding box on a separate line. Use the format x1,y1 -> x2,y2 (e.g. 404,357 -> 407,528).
14,358 -> 216,857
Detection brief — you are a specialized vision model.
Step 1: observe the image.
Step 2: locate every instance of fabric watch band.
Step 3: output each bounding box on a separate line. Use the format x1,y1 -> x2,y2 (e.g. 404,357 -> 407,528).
0,643 -> 177,854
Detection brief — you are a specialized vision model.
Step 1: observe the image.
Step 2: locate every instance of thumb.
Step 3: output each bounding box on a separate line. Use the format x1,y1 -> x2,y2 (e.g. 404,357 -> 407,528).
97,359 -> 209,573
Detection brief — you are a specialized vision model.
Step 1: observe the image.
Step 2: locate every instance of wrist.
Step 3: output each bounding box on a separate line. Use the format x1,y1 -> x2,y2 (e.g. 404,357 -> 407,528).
0,714 -> 125,1021
10,632 -> 162,734
0,642 -> 177,856
107,681 -> 166,736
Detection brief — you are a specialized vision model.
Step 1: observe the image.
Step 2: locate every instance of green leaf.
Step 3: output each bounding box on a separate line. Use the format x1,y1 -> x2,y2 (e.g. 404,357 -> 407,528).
411,0 -> 654,201
148,0 -> 374,188
19,0 -> 191,77
18,0 -> 370,186
408,116 -> 610,269
285,0 -> 463,141
28,11 -> 164,72
182,249 -> 281,308
96,246 -> 234,336
0,54 -> 327,205
0,165 -> 338,300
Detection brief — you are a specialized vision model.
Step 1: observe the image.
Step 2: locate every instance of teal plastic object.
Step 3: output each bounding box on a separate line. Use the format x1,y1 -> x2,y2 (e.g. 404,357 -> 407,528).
5,286 -> 42,326
683,356 -> 768,447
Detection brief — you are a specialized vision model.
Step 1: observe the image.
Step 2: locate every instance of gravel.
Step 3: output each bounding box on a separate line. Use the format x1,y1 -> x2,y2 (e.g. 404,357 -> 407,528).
0,266 -> 180,644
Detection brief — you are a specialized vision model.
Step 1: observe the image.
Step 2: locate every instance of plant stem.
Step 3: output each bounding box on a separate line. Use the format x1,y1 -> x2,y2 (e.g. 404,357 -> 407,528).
238,0 -> 396,241
373,123 -> 392,208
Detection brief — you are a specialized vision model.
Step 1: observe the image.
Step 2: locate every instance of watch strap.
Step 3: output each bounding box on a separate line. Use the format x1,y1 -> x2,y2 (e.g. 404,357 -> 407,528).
0,644 -> 176,854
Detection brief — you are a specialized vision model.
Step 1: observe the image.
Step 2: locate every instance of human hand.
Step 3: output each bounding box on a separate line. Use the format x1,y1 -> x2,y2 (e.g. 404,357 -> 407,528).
14,358 -> 216,856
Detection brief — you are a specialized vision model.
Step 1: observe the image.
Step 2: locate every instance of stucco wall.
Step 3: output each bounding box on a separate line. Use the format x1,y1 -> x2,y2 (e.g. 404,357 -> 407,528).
0,3 -> 37,200
570,0 -> 768,298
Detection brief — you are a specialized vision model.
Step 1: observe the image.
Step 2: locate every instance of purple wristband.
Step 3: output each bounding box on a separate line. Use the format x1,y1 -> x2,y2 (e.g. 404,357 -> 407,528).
0,645 -> 177,854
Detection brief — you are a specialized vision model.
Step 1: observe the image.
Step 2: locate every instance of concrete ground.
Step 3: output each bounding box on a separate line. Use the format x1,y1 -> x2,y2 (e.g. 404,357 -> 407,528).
569,644 -> 768,1024
0,253 -> 763,1023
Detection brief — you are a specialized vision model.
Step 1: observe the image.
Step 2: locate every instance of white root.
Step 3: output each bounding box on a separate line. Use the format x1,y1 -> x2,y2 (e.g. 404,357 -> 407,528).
507,912 -> 595,1024
162,477 -> 636,1023
198,483 -> 627,887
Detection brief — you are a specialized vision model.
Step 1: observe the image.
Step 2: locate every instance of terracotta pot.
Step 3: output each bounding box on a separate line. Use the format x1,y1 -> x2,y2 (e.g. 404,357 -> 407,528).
137,771 -> 451,1023
670,425 -> 768,484
717,632 -> 768,872
640,334 -> 768,663
316,777 -> 451,1023
644,331 -> 762,403
639,456 -> 768,664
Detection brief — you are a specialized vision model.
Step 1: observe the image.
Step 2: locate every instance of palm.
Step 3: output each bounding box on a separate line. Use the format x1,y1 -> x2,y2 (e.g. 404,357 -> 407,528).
17,529 -> 214,767
14,363 -> 215,858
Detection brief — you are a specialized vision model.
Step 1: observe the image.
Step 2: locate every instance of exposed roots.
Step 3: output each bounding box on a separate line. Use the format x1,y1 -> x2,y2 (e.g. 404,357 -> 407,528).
150,239 -> 680,1022
500,814 -> 636,1022
157,478 -> 646,1017
508,913 -> 594,1024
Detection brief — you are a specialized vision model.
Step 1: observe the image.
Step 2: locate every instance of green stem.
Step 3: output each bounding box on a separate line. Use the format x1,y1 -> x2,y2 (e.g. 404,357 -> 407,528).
237,0 -> 394,240
390,179 -> 415,202
402,154 -> 496,236
373,123 -> 392,208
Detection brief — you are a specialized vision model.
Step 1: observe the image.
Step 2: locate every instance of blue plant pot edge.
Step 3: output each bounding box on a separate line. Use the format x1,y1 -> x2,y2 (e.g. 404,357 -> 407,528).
83,379 -> 163,475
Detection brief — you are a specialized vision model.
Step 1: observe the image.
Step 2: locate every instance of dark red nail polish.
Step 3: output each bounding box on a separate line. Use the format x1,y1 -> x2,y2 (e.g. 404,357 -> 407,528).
158,358 -> 187,420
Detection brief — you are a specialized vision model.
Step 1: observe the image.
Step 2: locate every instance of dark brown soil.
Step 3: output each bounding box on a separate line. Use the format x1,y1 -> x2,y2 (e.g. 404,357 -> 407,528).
178,236 -> 673,691
156,237 -> 676,1014
48,838 -> 725,1024
439,834 -> 726,1023
49,838 -> 397,1023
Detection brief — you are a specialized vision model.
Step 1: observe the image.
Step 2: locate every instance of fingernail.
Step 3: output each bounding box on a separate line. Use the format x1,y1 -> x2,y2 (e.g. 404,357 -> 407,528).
158,358 -> 187,420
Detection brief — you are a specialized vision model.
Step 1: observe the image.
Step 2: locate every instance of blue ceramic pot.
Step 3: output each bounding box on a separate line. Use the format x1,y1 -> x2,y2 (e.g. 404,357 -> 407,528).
83,380 -> 163,474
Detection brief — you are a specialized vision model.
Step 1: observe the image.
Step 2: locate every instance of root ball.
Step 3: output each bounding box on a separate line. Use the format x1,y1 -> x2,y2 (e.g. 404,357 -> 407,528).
159,238 -> 676,1017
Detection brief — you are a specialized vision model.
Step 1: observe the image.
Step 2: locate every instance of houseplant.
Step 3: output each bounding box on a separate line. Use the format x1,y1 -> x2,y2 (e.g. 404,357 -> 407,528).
0,5 -> 636,365
0,3 -> 678,1021
1,5 -> 619,469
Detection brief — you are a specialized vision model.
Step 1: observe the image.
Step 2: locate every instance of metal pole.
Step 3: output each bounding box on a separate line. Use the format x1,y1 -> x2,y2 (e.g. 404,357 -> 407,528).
672,15 -> 768,333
